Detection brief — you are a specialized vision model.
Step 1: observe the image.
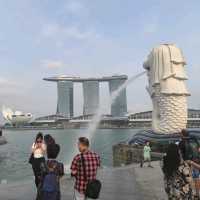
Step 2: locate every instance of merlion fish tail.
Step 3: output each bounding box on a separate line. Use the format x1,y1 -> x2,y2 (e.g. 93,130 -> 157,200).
153,93 -> 187,134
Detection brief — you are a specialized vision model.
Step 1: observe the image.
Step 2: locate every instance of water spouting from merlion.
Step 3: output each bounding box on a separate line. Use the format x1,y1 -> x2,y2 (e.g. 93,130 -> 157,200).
87,71 -> 146,141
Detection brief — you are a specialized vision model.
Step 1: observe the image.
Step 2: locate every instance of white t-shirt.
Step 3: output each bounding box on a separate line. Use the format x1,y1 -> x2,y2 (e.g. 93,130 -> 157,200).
32,142 -> 46,158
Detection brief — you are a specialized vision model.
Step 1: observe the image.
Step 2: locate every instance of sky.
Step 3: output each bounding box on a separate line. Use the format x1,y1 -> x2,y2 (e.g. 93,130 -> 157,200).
0,0 -> 200,122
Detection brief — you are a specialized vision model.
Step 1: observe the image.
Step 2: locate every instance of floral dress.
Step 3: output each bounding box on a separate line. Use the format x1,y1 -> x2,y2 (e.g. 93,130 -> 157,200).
164,161 -> 195,200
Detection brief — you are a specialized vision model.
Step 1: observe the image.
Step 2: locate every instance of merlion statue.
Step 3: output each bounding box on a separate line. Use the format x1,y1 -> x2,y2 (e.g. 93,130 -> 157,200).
143,44 -> 190,134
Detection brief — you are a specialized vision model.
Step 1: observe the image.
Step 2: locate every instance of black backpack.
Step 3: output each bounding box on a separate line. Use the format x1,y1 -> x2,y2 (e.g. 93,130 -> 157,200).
81,154 -> 102,199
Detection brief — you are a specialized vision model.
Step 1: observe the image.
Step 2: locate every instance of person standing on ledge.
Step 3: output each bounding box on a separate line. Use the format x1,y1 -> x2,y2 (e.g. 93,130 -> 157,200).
141,141 -> 152,168
71,137 -> 101,200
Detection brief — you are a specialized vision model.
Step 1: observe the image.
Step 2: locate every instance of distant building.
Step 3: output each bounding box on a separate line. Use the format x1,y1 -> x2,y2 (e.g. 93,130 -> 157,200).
44,75 -> 128,118
34,114 -> 66,122
83,81 -> 99,115
30,114 -> 66,129
57,81 -> 74,118
66,114 -> 129,129
109,79 -> 127,117
129,109 -> 200,128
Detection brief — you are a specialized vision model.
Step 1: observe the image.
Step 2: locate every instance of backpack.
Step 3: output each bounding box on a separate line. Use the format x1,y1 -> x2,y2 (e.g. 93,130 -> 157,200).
42,163 -> 60,200
42,172 -> 59,192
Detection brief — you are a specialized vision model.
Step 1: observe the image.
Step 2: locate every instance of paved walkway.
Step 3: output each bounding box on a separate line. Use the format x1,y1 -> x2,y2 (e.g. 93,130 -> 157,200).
0,161 -> 167,200
134,161 -> 167,200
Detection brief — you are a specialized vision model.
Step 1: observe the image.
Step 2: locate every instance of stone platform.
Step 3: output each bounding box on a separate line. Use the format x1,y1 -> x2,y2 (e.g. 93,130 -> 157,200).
0,161 -> 167,200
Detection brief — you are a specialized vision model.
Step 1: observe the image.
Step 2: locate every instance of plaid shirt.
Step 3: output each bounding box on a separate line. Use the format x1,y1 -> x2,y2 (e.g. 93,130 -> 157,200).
71,151 -> 100,194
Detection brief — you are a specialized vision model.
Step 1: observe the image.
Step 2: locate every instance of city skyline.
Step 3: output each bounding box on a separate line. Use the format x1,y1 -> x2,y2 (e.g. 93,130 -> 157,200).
0,0 -> 200,122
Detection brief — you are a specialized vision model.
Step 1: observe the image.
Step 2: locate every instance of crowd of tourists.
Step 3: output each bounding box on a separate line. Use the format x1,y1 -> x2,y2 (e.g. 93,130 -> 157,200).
29,133 -> 101,200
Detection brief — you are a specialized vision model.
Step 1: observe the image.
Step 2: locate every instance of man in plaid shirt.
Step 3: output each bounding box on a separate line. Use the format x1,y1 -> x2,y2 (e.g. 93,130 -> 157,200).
71,137 -> 101,200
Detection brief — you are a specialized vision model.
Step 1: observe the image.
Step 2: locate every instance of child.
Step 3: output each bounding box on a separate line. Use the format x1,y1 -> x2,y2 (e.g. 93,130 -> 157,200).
141,141 -> 152,168
38,143 -> 64,200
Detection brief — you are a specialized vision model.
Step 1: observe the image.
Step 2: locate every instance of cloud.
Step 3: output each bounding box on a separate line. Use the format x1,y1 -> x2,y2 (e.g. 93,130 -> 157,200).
40,59 -> 64,69
139,11 -> 159,35
0,77 -> 18,87
57,0 -> 88,18
38,1 -> 100,46
0,77 -> 27,96
64,26 -> 100,40
65,1 -> 86,15
41,23 -> 100,41
143,23 -> 158,34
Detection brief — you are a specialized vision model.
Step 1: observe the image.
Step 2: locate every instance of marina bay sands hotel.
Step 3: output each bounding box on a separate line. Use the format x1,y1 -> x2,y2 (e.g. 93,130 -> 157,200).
44,75 -> 128,118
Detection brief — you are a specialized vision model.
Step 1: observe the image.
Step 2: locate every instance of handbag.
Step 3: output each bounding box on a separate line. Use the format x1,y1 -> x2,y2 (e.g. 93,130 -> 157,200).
29,153 -> 34,164
81,154 -> 101,199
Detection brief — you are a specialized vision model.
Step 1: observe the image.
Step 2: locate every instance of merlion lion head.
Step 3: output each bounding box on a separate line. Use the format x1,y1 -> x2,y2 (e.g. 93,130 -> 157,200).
143,44 -> 190,134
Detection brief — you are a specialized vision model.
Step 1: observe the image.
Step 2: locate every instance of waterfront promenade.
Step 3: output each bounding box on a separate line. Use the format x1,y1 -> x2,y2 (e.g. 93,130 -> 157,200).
0,161 -> 167,200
